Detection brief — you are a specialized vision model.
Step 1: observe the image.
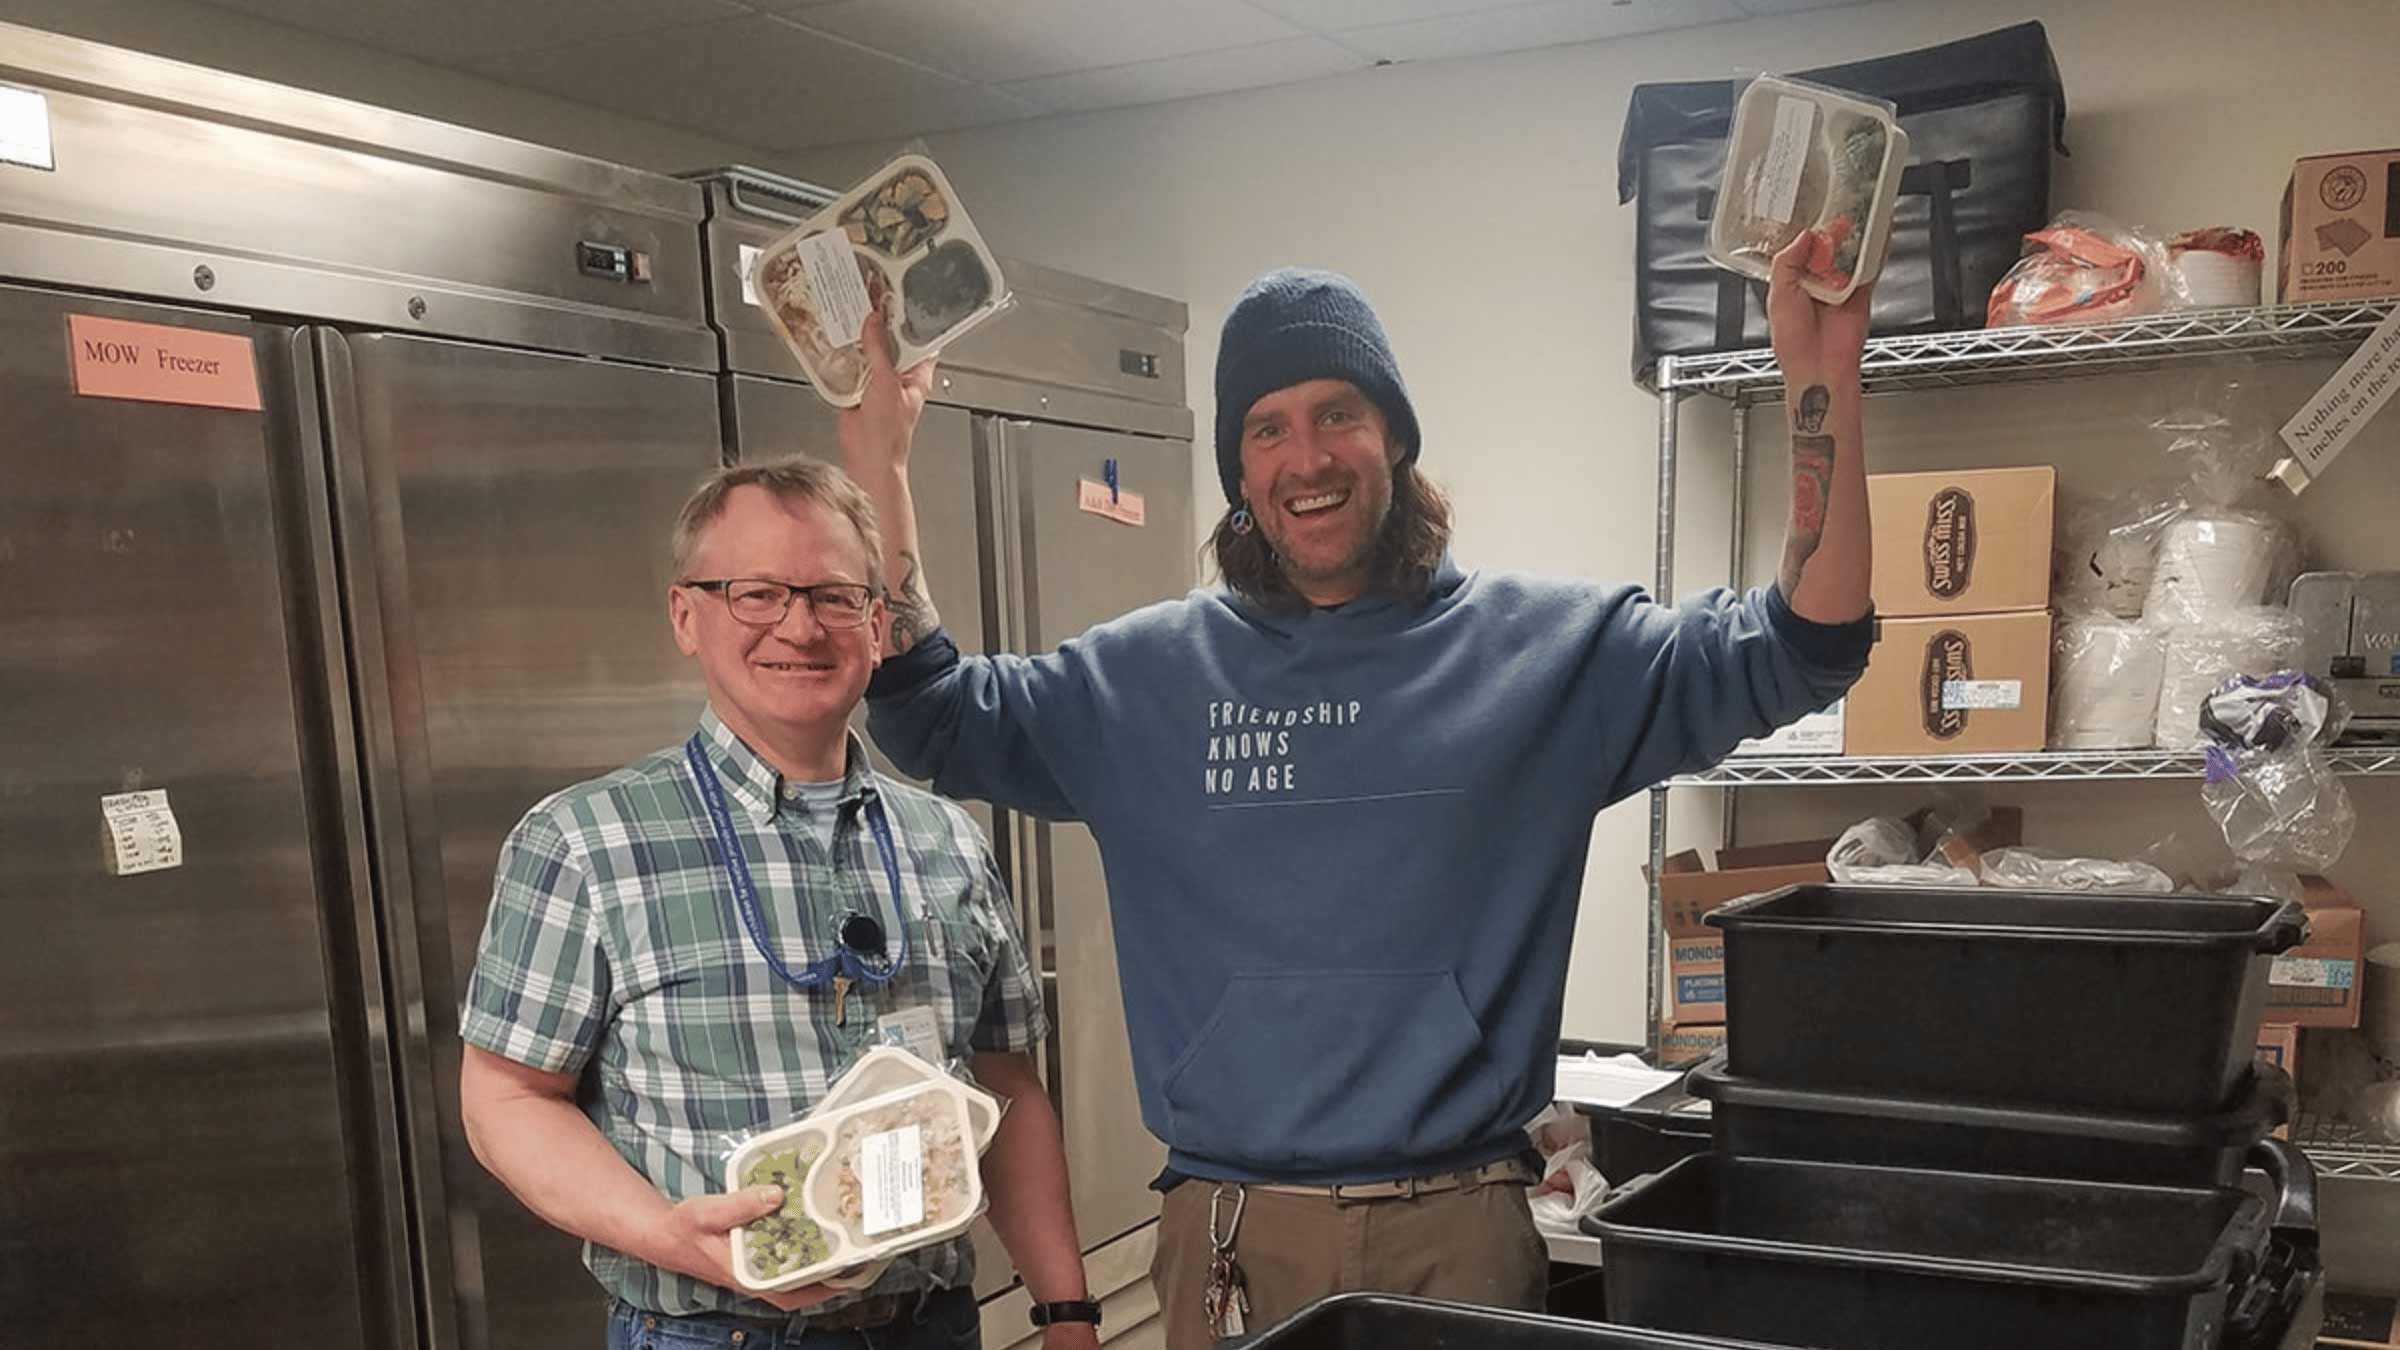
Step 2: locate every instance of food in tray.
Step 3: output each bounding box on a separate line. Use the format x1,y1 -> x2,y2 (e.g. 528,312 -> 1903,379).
1730,115 -> 1888,291
823,1093 -> 975,1239
842,171 -> 951,259
741,1144 -> 834,1281
756,245 -> 880,399
901,241 -> 996,347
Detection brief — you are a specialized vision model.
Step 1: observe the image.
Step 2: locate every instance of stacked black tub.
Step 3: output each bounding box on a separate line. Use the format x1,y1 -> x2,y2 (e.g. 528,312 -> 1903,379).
1586,885 -> 2323,1350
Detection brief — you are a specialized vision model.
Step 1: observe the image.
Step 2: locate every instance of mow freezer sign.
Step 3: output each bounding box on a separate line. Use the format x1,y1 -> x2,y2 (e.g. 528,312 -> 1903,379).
66,313 -> 262,411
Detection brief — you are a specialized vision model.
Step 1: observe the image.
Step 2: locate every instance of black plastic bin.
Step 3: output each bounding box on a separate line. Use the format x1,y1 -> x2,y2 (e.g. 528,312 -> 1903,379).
1586,1153 -> 2290,1350
1236,1293 -> 1787,1350
1578,1075 -> 1713,1185
1686,1052 -> 2296,1187
1708,885 -> 2306,1114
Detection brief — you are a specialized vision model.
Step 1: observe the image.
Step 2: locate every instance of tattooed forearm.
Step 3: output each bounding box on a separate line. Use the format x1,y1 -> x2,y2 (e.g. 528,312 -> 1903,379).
885,549 -> 941,655
1779,383 -> 1837,598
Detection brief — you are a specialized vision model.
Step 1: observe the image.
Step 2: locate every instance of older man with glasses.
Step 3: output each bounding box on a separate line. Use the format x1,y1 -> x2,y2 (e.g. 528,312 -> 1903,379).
456,457 -> 1101,1350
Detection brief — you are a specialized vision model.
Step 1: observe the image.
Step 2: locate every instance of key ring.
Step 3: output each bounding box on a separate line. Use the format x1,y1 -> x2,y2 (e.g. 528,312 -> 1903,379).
1208,1182 -> 1246,1251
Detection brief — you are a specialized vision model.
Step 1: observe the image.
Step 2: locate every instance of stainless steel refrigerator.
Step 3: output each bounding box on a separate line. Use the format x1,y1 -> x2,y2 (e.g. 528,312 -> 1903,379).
0,23 -> 1192,1350
691,168 -> 1195,1318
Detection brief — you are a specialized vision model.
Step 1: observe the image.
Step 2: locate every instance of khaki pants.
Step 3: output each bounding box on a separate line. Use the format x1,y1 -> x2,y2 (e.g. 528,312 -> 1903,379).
1150,1179 -> 1549,1350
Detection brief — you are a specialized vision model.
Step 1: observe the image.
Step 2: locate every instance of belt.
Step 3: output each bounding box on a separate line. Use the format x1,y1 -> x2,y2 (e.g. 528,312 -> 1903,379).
808,1294 -> 906,1332
1249,1157 -> 1538,1202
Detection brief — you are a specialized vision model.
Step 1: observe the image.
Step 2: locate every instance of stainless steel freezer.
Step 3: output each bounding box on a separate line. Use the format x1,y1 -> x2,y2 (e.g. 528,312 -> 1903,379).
692,168 -> 1196,1310
1,21 -> 722,1350
0,25 -> 1201,1350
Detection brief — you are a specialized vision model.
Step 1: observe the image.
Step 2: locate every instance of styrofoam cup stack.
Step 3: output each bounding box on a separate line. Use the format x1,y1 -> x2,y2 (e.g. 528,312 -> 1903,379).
2051,615 -> 2165,750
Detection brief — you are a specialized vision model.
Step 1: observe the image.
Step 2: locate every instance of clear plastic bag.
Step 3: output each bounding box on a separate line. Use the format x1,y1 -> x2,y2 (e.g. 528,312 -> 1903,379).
1979,847 -> 2174,893
2052,484 -> 2183,620
2199,673 -> 2354,874
2153,609 -> 2307,749
1986,212 -> 2191,328
2049,613 -> 2165,750
715,1047 -> 1007,1295
1826,815 -> 1977,886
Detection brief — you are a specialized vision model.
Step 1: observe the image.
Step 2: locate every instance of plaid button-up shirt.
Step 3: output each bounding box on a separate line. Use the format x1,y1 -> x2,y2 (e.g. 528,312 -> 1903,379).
461,709 -> 1048,1318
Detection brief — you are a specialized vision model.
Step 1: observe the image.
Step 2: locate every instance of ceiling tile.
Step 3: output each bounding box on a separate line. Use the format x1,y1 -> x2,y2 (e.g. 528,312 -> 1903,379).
189,0 -> 745,63
459,14 -> 1042,150
771,0 -> 1304,84
999,34 -> 1369,114
1340,0 -> 1743,63
1243,0 -> 1540,32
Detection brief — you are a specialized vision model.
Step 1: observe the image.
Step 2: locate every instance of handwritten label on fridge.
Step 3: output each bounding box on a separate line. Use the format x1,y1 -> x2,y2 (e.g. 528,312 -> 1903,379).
1076,479 -> 1147,527
738,244 -> 763,308
2277,302 -> 2400,492
101,790 -> 184,876
68,314 -> 263,411
859,1123 -> 926,1236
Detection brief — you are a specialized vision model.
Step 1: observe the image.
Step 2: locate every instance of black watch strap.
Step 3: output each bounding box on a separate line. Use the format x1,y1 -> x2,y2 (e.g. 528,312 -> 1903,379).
1029,1300 -> 1103,1328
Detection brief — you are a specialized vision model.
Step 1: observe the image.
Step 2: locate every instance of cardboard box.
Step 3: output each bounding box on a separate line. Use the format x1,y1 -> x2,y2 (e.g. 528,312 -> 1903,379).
1866,467 -> 2055,617
2255,1022 -> 2299,1139
1845,611 -> 2054,756
1668,932 -> 1725,1026
2267,876 -> 2366,1029
1650,839 -> 1835,938
2320,1289 -> 2400,1349
1731,699 -> 1845,757
2279,149 -> 2400,303
1657,1021 -> 1726,1068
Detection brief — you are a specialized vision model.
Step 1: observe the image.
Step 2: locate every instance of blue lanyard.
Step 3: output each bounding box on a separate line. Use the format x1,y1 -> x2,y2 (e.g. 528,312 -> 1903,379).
685,734 -> 907,991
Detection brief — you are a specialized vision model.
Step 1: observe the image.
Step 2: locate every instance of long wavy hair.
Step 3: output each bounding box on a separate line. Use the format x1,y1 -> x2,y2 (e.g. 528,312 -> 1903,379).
1206,463 -> 1452,612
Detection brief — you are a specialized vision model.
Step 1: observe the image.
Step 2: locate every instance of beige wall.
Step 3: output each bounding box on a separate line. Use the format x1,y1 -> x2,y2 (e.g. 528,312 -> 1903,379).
787,0 -> 2400,1058
0,0 -> 767,172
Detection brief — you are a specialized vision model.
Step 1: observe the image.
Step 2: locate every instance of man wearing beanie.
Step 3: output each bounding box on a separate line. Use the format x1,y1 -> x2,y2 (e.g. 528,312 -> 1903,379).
846,237 -> 1874,1345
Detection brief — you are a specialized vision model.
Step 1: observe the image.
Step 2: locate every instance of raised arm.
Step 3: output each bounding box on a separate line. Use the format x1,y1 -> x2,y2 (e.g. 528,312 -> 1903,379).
1765,230 -> 1874,625
839,292 -> 943,655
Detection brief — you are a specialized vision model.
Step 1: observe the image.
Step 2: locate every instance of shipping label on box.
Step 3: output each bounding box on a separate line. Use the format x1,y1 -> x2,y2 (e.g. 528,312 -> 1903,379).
2280,149 -> 2400,304
1668,933 -> 1725,1026
1866,467 -> 2055,617
2268,876 -> 2366,1028
1731,699 -> 1845,757
1845,611 -> 2053,756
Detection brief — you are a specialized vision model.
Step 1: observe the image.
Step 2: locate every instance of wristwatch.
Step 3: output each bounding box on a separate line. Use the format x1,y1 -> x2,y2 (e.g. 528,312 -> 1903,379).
1029,1300 -> 1103,1329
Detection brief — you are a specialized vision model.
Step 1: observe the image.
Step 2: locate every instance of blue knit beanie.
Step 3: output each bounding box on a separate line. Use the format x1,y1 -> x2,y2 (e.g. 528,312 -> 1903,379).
1213,268 -> 1421,506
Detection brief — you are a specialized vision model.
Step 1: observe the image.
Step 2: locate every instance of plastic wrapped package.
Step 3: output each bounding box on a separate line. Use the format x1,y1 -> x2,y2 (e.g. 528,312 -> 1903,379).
1706,75 -> 1910,304
2151,362 -> 2286,513
752,153 -> 1011,409
720,1048 -> 1004,1295
2198,673 -> 2354,874
1986,213 -> 2190,327
2143,511 -> 2292,626
1980,847 -> 2174,893
2053,487 -> 2182,620
2168,228 -> 2265,309
2050,613 -> 2165,749
2154,610 -> 2306,749
1826,816 -> 1977,887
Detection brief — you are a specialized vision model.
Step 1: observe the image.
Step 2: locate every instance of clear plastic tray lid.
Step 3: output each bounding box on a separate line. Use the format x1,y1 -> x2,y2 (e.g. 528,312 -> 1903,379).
1706,74 -> 1910,305
750,153 -> 1011,408
727,1053 -> 1002,1294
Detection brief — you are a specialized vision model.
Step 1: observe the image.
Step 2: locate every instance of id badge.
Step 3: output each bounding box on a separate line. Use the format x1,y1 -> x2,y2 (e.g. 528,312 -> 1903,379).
875,1005 -> 945,1064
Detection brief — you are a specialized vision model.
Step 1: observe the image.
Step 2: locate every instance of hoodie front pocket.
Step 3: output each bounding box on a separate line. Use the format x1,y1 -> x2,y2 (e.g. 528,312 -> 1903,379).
1160,969 -> 1507,1174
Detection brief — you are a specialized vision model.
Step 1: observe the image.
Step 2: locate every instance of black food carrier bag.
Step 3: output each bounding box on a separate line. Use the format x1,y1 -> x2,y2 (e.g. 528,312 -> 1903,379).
1621,21 -> 2068,385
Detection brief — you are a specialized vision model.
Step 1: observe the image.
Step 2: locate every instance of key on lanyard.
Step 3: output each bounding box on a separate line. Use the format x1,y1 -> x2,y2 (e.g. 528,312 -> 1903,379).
1203,1184 -> 1250,1339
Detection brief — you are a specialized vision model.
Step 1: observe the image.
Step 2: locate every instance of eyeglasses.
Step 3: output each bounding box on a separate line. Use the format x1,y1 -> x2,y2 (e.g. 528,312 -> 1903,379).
682,578 -> 879,629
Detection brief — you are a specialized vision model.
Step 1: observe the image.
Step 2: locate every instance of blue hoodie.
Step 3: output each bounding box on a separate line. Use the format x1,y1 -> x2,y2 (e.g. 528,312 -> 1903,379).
867,559 -> 1869,1185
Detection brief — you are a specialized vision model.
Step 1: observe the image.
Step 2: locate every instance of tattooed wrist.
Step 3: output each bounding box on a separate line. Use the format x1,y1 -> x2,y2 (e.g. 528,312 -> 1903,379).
884,550 -> 940,654
1793,384 -> 1831,435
